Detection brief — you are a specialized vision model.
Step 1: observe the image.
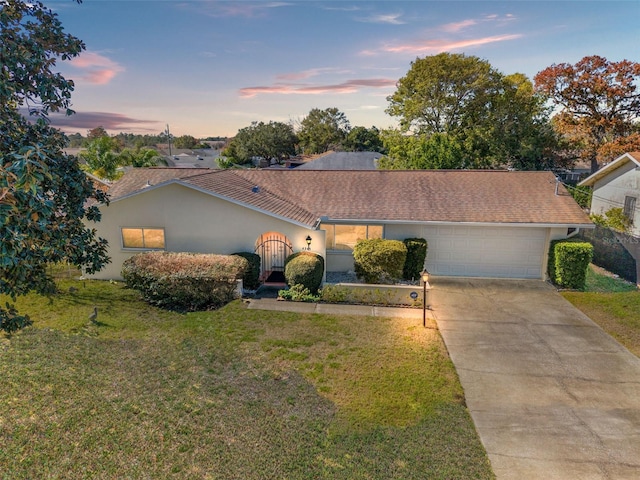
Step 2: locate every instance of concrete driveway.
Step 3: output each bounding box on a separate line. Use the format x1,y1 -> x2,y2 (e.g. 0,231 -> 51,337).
429,278 -> 640,480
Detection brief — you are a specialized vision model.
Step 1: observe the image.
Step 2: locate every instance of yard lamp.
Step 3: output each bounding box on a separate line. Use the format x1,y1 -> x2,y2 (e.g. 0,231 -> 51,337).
421,269 -> 430,328
305,235 -> 312,250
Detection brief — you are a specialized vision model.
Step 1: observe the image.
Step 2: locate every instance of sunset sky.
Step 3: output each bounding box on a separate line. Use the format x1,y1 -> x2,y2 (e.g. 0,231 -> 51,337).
44,0 -> 639,138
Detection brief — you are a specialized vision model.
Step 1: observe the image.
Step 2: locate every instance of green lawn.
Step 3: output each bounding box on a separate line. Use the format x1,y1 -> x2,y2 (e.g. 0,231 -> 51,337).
562,266 -> 640,357
1,279 -> 493,479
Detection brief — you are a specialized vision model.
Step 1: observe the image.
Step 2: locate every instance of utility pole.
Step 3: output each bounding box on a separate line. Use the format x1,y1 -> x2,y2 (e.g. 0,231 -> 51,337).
165,124 -> 172,157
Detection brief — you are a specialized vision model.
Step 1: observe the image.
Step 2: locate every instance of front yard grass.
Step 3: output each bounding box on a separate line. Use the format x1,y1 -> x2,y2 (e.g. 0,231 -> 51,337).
562,265 -> 640,356
1,279 -> 493,479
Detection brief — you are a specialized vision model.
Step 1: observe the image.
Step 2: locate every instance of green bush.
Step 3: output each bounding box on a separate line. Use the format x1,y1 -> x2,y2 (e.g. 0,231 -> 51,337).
233,252 -> 261,290
548,240 -> 593,290
402,238 -> 428,280
278,284 -> 320,302
121,252 -> 248,311
353,239 -> 407,284
284,251 -> 324,294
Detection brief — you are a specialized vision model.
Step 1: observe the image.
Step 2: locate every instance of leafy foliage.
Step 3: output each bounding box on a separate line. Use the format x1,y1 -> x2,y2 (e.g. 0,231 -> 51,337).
534,55 -> 640,171
278,283 -> 320,302
353,239 -> 407,284
343,126 -> 385,152
121,252 -> 248,311
590,207 -> 632,233
79,135 -> 122,179
1,0 -> 110,333
548,240 -> 594,290
173,134 -> 197,149
232,251 -> 261,290
385,53 -> 558,170
402,238 -> 428,280
221,121 -> 297,166
298,108 -> 350,154
378,131 -> 468,169
284,251 -> 325,294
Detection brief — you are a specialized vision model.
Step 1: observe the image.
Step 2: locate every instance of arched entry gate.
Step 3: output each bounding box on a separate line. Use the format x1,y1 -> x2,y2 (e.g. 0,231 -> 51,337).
255,232 -> 293,283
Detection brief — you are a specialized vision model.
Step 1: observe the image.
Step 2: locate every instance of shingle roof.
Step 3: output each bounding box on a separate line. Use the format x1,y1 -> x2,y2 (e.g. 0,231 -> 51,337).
107,168 -> 592,227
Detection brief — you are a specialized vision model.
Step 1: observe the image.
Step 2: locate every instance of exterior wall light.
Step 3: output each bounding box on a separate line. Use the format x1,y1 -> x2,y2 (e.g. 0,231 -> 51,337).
421,269 -> 430,328
305,235 -> 312,250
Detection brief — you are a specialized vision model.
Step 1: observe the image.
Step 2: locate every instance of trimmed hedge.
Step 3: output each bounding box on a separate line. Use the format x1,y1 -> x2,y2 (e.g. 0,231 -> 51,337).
353,239 -> 407,284
121,252 -> 248,311
233,252 -> 261,290
548,239 -> 593,290
284,251 -> 324,294
402,238 -> 428,280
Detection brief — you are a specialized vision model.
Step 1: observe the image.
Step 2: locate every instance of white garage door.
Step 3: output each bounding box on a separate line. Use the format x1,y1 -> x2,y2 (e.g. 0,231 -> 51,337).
423,225 -> 548,279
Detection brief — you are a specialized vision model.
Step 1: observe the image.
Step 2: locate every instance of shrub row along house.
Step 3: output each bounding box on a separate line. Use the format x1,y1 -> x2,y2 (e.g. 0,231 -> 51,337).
89,168 -> 592,282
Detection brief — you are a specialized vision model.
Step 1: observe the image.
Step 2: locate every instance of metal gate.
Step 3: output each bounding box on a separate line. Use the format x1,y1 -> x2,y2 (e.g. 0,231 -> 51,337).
255,233 -> 293,281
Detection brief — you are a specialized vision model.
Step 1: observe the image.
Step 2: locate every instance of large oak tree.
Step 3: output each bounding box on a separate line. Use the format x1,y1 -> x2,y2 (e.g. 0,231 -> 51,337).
535,55 -> 640,172
384,53 -> 559,170
0,0 -> 109,333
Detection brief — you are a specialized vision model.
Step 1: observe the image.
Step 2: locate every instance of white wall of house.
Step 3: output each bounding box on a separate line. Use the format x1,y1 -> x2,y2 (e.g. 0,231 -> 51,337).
91,183 -> 325,280
591,163 -> 640,237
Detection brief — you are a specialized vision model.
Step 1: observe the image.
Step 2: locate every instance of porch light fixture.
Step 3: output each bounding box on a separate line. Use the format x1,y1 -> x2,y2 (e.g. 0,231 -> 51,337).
305,235 -> 312,250
421,269 -> 430,328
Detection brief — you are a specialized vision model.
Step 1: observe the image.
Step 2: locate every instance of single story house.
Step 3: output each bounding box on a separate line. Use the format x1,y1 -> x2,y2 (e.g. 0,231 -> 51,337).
579,152 -> 640,237
89,168 -> 592,281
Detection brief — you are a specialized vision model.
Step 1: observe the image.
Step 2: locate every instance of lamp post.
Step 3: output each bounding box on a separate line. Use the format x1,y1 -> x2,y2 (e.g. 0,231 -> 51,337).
421,269 -> 430,328
305,235 -> 312,250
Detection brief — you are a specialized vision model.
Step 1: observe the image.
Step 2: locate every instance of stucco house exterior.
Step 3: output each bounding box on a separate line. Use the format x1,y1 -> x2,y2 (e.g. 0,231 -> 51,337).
90,168 -> 592,281
579,152 -> 640,237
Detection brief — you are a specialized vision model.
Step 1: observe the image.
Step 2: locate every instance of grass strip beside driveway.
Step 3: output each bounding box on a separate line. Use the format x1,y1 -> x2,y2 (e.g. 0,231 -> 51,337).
1,280 -> 493,479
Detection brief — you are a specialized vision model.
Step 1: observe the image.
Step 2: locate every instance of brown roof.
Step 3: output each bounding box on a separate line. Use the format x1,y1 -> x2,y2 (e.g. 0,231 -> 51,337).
107,168 -> 592,227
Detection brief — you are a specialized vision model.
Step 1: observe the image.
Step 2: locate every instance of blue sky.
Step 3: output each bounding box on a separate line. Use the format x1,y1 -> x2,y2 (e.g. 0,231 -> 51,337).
44,0 -> 639,138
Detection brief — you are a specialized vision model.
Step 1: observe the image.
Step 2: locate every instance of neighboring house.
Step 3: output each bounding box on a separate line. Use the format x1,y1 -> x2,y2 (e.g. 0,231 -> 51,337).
579,152 -> 640,284
89,168 -> 592,281
295,151 -> 382,170
579,152 -> 640,237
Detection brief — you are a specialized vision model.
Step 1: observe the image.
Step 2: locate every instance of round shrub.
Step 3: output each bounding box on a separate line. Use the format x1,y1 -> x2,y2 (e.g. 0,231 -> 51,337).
121,252 -> 248,311
232,251 -> 261,290
284,251 -> 324,294
353,239 -> 407,284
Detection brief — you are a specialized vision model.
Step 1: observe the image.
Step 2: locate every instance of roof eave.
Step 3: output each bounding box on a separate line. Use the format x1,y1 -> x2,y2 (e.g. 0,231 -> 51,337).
579,152 -> 640,187
319,218 -> 594,228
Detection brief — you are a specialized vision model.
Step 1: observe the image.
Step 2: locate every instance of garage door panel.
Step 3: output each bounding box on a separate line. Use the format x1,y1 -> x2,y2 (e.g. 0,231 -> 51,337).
424,226 -> 547,279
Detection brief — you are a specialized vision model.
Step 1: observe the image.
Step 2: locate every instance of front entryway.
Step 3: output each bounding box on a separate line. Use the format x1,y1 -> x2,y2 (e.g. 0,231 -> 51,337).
255,232 -> 293,283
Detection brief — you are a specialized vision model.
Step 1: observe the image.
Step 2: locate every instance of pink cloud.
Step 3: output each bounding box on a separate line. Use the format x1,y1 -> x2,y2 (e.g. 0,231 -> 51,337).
69,52 -> 124,85
380,34 -> 523,54
239,78 -> 396,98
47,111 -> 160,133
441,19 -> 477,33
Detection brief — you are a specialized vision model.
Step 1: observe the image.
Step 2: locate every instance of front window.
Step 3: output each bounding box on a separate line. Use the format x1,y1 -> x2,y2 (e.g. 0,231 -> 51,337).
321,223 -> 383,251
121,227 -> 165,249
